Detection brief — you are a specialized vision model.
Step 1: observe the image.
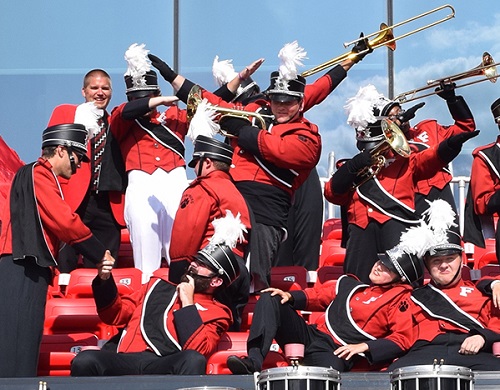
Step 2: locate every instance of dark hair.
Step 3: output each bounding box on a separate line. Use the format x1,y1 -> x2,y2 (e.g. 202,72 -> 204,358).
41,146 -> 58,158
212,160 -> 231,172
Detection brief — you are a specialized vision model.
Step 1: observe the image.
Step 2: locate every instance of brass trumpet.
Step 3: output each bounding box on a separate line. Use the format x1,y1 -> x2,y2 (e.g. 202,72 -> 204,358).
395,52 -> 499,103
301,4 -> 455,78
186,85 -> 267,137
355,119 -> 411,187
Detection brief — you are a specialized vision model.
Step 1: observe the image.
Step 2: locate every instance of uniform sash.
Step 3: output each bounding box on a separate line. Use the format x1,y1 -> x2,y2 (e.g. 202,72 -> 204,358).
11,162 -> 57,267
325,275 -> 377,344
135,117 -> 186,160
357,177 -> 419,224
411,284 -> 484,332
141,279 -> 182,356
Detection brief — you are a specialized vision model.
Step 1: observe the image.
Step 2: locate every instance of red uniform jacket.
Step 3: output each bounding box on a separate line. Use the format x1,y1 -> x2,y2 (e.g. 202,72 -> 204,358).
407,116 -> 475,195
469,138 -> 500,216
411,280 -> 500,344
0,158 -> 103,262
47,104 -> 125,227
290,275 -> 414,363
109,103 -> 188,174
170,170 -> 251,260
324,146 -> 448,228
202,92 -> 321,197
92,274 -> 232,357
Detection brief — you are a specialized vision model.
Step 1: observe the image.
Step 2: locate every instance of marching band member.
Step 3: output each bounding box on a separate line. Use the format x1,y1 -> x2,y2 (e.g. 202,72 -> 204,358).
225,232 -> 424,374
380,80 -> 475,229
325,85 -> 478,283
388,200 -> 500,371
163,38 -> 371,289
0,123 -> 114,377
464,97 -> 500,263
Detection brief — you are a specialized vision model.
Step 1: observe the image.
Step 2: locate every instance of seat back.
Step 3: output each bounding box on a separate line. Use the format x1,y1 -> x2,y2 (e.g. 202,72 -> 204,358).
270,266 -> 308,291
65,267 -> 142,298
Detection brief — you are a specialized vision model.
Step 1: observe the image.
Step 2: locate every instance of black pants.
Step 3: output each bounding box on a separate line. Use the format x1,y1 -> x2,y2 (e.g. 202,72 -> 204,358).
389,333 -> 500,371
249,223 -> 284,291
71,349 -> 206,376
246,293 -> 354,372
58,191 -> 122,272
276,169 -> 323,271
0,255 -> 51,377
344,219 -> 408,284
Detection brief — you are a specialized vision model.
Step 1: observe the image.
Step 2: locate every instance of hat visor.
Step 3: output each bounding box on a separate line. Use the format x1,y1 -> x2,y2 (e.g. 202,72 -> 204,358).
378,253 -> 398,274
427,248 -> 463,258
268,93 -> 299,103
188,157 -> 199,168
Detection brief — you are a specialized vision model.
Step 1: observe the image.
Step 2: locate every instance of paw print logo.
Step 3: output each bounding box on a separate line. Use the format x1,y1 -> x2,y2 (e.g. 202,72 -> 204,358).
180,194 -> 194,209
399,300 -> 409,312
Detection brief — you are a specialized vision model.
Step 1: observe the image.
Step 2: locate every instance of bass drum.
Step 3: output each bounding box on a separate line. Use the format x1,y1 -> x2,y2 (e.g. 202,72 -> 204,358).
255,366 -> 341,390
390,364 -> 474,390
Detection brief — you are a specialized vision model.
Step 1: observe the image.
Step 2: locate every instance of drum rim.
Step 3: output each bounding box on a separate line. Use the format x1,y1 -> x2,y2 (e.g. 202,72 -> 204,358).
257,366 -> 341,382
389,364 -> 474,381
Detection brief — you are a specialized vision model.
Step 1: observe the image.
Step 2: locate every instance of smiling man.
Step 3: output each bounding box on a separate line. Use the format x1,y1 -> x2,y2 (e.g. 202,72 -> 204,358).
48,69 -> 126,272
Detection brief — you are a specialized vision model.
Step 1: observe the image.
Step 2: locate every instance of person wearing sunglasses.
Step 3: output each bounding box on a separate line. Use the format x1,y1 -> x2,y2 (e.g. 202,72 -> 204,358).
0,122 -> 115,377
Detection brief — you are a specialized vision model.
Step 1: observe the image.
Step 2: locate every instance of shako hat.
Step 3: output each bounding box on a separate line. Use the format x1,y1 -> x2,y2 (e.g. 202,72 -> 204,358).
123,43 -> 160,98
188,135 -> 233,168
265,41 -> 307,102
491,97 -> 500,124
194,210 -> 247,286
42,123 -> 90,161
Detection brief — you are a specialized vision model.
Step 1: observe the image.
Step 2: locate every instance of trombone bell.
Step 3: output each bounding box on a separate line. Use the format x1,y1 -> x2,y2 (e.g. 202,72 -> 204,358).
395,51 -> 499,103
301,4 -> 454,78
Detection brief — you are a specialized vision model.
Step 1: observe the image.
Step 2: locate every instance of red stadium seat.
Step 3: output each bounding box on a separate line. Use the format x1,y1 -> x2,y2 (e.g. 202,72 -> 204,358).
44,298 -> 118,340
322,218 -> 342,241
65,267 -> 142,298
319,240 -> 345,267
317,266 -> 343,283
480,264 -> 500,278
270,266 -> 308,290
38,333 -> 98,376
476,251 -> 498,270
117,228 -> 134,268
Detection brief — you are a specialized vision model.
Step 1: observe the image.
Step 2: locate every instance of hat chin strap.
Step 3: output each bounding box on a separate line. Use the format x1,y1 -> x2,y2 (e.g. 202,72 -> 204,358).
66,146 -> 77,174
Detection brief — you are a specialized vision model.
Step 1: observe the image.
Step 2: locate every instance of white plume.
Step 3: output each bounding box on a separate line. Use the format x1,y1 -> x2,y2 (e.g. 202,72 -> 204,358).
278,41 -> 307,81
398,222 -> 436,259
212,55 -> 238,87
74,102 -> 104,138
344,84 -> 381,130
124,43 -> 151,87
210,210 -> 248,249
187,98 -> 220,142
422,199 -> 457,234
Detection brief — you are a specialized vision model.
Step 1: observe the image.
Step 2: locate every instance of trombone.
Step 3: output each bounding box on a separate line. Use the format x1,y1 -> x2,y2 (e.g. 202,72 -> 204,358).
394,52 -> 499,103
301,4 -> 455,78
186,85 -> 267,137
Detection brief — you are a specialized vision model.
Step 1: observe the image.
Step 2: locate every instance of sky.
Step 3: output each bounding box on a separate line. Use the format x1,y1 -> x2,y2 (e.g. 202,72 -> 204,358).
0,0 -> 499,181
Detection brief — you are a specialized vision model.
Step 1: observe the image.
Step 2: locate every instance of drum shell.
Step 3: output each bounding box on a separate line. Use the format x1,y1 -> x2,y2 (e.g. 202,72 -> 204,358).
256,366 -> 341,390
390,364 -> 474,390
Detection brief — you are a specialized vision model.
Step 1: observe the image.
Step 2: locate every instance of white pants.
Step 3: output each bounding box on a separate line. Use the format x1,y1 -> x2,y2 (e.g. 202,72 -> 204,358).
125,167 -> 188,276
